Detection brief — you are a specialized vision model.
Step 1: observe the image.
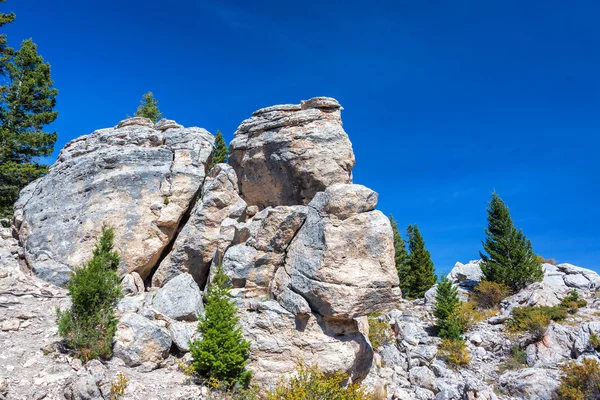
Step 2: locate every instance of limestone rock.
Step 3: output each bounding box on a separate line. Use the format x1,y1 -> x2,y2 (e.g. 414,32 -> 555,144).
152,163 -> 246,288
113,313 -> 172,367
229,97 -> 355,208
498,368 -> 560,400
168,320 -> 198,353
152,273 -> 203,321
15,118 -> 214,285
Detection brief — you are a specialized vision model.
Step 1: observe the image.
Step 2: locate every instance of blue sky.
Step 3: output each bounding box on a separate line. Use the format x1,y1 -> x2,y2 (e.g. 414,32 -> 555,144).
4,0 -> 599,275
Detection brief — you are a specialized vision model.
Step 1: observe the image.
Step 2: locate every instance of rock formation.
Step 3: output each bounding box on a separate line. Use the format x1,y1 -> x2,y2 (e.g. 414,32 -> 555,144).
229,97 -> 355,208
14,117 -> 213,286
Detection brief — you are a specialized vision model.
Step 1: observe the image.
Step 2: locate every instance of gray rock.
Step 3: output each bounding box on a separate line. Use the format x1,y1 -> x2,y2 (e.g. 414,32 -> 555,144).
69,373 -> 103,400
498,367 -> 561,400
152,273 -> 203,321
309,184 -> 377,220
113,313 -> 172,367
409,366 -> 437,392
152,164 -> 247,288
229,97 -> 355,208
15,119 -> 214,285
168,320 -> 198,353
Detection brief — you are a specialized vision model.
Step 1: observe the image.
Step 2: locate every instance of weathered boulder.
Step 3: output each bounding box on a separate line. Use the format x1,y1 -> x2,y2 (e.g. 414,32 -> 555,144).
229,97 -> 355,208
274,184 -> 401,318
14,118 -> 213,285
152,164 -> 246,288
113,312 -> 172,367
526,322 -> 573,366
152,273 -> 203,321
498,368 -> 561,400
239,299 -> 373,386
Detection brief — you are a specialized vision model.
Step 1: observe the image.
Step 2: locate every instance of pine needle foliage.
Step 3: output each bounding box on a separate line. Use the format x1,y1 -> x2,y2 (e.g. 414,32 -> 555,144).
0,16 -> 58,218
434,277 -> 462,340
210,130 -> 229,168
389,214 -> 410,292
134,91 -> 162,123
479,192 -> 543,291
56,226 -> 123,361
405,224 -> 437,298
190,266 -> 251,388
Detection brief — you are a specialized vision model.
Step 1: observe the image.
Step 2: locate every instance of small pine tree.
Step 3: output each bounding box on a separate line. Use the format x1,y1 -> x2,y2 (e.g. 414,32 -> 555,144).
479,192 -> 543,292
389,214 -> 410,293
134,91 -> 162,123
210,130 -> 229,168
190,266 -> 251,387
57,225 -> 123,361
0,1 -> 16,75
406,224 -> 437,298
434,277 -> 462,340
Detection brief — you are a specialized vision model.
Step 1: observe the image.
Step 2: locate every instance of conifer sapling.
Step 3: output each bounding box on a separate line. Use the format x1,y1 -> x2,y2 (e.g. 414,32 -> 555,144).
210,130 -> 229,169
134,91 -> 162,123
406,224 -> 437,298
390,214 -> 410,293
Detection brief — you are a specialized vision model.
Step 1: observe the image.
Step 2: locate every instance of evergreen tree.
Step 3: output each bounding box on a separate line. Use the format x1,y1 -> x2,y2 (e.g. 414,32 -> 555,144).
389,214 -> 410,293
134,91 -> 162,122
190,266 -> 251,387
434,277 -> 462,340
0,1 -> 15,74
479,192 -> 543,292
210,130 -> 229,168
57,226 -> 123,361
405,224 -> 437,298
0,36 -> 58,218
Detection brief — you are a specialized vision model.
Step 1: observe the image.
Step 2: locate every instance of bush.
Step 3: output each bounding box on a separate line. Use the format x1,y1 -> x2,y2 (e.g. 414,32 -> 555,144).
265,363 -> 373,400
434,277 -> 461,338
367,316 -> 390,350
556,358 -> 600,400
506,306 -> 567,341
589,334 -> 600,351
438,339 -> 471,369
189,266 -> 251,388
536,256 -> 557,265
560,290 -> 588,314
56,226 -> 123,361
452,301 -> 483,333
498,344 -> 528,373
109,372 -> 129,400
472,280 -> 509,309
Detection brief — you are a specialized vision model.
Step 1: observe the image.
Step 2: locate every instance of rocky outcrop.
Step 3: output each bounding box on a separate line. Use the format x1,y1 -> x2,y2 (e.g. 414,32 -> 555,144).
229,97 -> 355,208
14,118 -> 214,285
152,163 -> 246,288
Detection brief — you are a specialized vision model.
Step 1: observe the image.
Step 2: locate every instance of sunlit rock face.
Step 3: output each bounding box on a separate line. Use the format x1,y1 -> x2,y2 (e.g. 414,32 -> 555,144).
14,117 -> 213,285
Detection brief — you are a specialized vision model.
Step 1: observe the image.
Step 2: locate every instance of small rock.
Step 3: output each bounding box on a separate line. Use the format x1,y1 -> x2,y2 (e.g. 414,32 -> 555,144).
0,319 -> 19,331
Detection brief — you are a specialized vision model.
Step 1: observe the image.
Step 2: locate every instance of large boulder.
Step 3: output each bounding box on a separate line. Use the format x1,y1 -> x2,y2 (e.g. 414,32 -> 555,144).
229,97 -> 355,208
152,164 -> 247,288
112,312 -> 172,367
151,273 -> 203,321
14,118 -> 213,285
498,368 -> 561,400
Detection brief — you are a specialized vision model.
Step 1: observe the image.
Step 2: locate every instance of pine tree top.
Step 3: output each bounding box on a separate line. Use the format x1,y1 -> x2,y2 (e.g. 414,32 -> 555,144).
210,130 -> 229,168
134,91 -> 162,123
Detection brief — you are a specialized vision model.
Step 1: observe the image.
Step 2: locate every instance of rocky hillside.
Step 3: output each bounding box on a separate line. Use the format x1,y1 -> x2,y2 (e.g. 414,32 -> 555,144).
1,97 -> 599,399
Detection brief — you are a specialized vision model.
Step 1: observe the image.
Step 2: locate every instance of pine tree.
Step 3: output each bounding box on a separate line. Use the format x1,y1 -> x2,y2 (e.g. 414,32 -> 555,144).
389,214 -> 410,293
210,130 -> 228,168
434,277 -> 462,340
406,224 -> 437,298
190,266 -> 251,387
479,192 -> 543,292
0,37 -> 58,218
0,1 -> 15,74
57,226 -> 123,361
134,91 -> 162,123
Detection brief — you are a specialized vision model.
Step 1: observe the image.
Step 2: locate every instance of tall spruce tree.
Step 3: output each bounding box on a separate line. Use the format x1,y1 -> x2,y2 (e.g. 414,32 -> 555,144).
210,130 -> 228,168
57,226 -> 123,361
0,33 -> 58,219
0,0 -> 15,74
190,266 -> 251,387
479,192 -> 543,292
390,214 -> 410,293
406,224 -> 437,298
134,91 -> 162,122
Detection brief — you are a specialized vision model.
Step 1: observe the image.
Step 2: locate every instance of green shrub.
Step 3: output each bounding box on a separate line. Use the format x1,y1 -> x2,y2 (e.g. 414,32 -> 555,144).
472,280 -> 509,310
367,316 -> 390,350
560,290 -> 588,314
190,266 -> 251,388
56,226 -> 123,361
438,339 -> 471,369
556,358 -> 600,400
536,256 -> 557,265
265,363 -> 373,400
506,306 -> 567,341
498,344 -> 528,373
589,333 -> 600,351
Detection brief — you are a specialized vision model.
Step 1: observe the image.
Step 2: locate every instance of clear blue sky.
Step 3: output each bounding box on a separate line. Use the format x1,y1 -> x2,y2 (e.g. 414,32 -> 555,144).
4,0 -> 599,275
